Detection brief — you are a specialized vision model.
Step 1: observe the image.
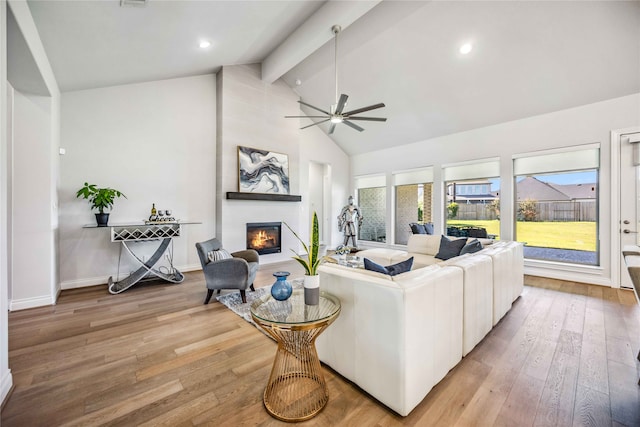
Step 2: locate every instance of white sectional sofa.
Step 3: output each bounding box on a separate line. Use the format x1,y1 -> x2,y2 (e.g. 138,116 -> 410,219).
316,234 -> 524,416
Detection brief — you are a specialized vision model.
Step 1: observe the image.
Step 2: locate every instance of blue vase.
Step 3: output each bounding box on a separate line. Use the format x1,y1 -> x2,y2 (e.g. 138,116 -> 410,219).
271,271 -> 292,301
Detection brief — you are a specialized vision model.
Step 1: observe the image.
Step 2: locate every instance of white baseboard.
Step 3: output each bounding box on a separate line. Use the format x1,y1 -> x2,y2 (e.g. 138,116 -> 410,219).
60,264 -> 203,290
60,275 -> 110,290
524,265 -> 611,287
179,264 -> 201,273
9,293 -> 56,311
1,368 -> 13,407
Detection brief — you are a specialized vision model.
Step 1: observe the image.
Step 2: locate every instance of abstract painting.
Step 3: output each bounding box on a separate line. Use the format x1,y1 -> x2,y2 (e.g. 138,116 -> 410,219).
238,146 -> 290,194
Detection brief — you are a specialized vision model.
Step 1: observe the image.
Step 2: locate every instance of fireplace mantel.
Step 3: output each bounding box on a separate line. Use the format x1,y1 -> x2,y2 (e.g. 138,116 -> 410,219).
226,192 -> 302,202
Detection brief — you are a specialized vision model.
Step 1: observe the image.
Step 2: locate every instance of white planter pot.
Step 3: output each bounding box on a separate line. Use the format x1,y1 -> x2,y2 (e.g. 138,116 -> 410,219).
304,275 -> 320,305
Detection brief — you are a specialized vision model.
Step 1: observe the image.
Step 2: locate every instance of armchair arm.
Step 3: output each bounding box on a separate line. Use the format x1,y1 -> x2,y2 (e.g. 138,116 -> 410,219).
232,249 -> 259,264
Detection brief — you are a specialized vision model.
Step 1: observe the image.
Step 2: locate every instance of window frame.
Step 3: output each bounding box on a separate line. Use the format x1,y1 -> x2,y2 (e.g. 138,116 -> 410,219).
512,144 -> 600,266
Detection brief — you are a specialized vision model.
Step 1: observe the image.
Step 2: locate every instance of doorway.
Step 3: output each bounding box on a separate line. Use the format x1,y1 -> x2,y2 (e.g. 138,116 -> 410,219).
308,162 -> 331,246
615,129 -> 640,288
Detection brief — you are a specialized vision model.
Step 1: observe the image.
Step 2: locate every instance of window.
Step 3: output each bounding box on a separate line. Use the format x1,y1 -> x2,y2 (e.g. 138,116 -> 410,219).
393,168 -> 434,245
355,175 -> 387,244
513,145 -> 600,265
443,159 -> 501,240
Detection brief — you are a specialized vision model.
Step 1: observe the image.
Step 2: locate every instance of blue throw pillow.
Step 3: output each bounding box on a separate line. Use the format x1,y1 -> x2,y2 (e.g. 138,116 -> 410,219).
387,257 -> 414,275
410,223 -> 427,234
435,235 -> 467,260
363,258 -> 389,274
424,223 -> 434,235
364,257 -> 414,276
460,238 -> 483,255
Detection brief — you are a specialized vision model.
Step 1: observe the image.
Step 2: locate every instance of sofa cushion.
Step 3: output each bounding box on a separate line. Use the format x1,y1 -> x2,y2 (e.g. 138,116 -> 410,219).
364,257 -> 414,276
435,236 -> 467,260
410,223 -> 427,234
407,234 -> 442,256
404,253 -> 441,269
424,223 -> 435,235
460,238 -> 483,255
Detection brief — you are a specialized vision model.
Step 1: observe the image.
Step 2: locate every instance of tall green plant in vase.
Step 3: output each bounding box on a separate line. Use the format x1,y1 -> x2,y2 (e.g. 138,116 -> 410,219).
284,211 -> 320,305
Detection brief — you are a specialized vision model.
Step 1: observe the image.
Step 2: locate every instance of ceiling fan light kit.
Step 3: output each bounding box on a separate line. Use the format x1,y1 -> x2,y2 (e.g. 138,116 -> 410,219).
285,25 -> 387,134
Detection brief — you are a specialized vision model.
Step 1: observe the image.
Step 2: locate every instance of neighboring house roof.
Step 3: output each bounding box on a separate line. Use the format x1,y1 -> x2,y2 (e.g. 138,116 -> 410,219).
517,176 -> 597,201
517,176 -> 570,201
447,176 -> 597,202
549,183 -> 597,200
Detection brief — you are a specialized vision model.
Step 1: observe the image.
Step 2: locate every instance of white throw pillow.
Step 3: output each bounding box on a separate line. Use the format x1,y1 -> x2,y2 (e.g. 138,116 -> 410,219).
207,249 -> 232,263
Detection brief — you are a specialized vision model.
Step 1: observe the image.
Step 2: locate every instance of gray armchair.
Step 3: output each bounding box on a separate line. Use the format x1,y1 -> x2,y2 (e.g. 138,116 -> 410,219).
195,238 -> 259,304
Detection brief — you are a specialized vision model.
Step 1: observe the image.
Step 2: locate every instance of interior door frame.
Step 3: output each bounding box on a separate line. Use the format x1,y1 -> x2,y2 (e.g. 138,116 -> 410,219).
610,126 -> 640,288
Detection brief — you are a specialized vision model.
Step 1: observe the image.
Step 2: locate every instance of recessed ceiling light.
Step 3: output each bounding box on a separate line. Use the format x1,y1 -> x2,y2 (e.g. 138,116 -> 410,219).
199,40 -> 211,49
120,0 -> 147,7
459,43 -> 473,55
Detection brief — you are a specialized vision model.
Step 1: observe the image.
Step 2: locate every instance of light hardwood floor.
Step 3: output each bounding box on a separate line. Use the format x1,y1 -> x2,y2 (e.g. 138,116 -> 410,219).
2,262 -> 640,426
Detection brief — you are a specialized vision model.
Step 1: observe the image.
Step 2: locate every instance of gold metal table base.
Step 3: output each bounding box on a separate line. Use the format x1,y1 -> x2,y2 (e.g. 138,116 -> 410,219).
263,328 -> 329,422
251,289 -> 341,422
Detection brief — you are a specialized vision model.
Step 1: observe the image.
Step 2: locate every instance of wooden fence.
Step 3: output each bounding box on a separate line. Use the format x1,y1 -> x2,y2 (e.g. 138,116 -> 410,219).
455,200 -> 596,222
456,204 -> 498,221
531,201 -> 596,222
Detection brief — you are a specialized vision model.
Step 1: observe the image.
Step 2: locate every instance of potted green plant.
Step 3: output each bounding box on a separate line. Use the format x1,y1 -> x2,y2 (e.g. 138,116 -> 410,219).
76,182 -> 127,227
284,211 -> 320,305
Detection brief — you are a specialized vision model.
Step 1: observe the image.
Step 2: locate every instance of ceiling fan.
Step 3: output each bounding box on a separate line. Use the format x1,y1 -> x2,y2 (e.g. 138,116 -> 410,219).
285,25 -> 387,135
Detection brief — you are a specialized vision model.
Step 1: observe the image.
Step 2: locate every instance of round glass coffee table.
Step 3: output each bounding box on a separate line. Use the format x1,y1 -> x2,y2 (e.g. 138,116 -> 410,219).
250,288 -> 341,422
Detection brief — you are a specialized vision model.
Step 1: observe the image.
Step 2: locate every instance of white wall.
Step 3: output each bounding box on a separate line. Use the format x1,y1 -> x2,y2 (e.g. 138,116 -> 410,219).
0,0 -> 12,407
216,64 -> 349,264
59,75 -> 216,289
352,93 -> 640,286
10,88 -> 56,308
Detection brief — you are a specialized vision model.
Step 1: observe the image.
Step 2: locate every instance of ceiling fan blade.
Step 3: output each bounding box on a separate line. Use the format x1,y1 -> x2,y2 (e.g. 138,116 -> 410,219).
345,117 -> 387,122
342,102 -> 385,116
298,100 -> 330,115
285,115 -> 329,118
329,123 -> 337,135
335,94 -> 349,115
300,118 -> 330,130
342,120 -> 365,132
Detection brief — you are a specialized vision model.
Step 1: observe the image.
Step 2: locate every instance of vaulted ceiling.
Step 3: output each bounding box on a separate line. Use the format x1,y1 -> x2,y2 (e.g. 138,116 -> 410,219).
22,0 -> 640,155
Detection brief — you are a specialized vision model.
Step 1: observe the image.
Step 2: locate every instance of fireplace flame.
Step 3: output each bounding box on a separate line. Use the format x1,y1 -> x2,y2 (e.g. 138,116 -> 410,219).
251,230 -> 273,249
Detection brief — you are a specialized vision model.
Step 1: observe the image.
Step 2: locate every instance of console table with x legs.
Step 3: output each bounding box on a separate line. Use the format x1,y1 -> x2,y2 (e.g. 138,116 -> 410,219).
84,222 -> 200,294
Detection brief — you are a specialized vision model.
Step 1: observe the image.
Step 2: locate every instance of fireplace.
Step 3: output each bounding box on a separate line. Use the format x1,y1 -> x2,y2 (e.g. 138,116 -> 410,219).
246,222 -> 281,255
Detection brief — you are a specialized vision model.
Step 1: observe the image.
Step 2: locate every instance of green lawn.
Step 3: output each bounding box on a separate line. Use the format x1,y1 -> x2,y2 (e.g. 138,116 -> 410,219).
447,220 -> 596,251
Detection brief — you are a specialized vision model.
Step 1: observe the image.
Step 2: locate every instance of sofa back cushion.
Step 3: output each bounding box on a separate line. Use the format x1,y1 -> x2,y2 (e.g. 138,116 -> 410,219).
407,234 -> 442,256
